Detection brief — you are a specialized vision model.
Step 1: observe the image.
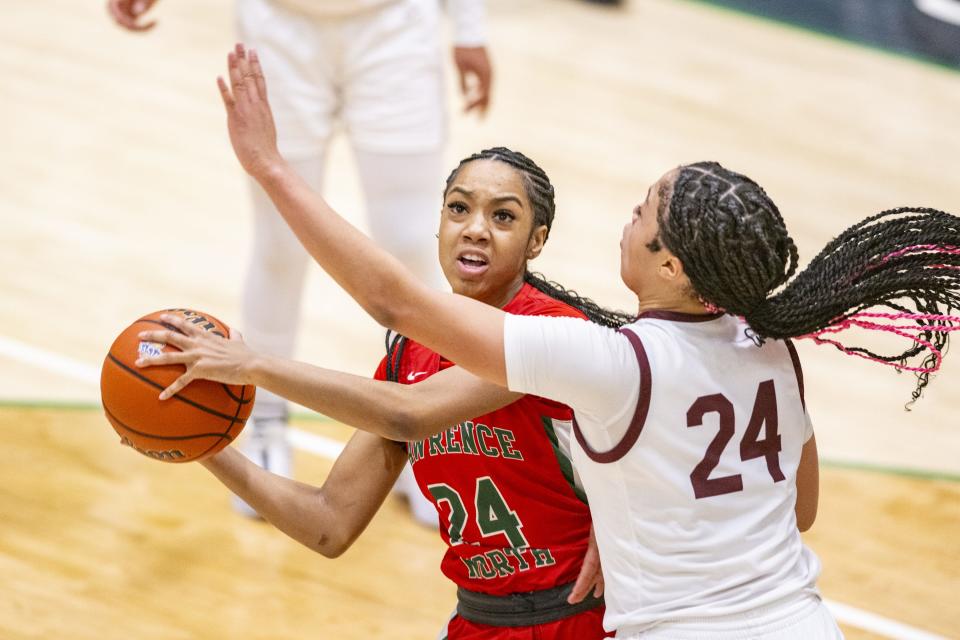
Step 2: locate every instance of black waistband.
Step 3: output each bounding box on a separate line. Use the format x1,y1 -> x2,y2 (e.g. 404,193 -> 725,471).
456,581 -> 604,628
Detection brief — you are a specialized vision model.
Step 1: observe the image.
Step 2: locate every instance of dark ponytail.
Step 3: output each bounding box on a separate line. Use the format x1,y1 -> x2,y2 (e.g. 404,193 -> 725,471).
659,162 -> 960,401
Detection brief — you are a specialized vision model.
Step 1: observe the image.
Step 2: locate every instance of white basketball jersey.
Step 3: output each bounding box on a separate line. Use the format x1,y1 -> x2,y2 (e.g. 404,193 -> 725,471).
569,312 -> 821,630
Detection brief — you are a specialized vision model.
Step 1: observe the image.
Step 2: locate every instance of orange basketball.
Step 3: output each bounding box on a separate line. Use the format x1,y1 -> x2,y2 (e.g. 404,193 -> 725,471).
100,308 -> 255,462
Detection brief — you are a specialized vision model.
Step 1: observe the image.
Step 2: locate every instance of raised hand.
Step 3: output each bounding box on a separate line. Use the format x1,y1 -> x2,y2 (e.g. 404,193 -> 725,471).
107,0 -> 160,32
217,43 -> 284,179
135,313 -> 257,400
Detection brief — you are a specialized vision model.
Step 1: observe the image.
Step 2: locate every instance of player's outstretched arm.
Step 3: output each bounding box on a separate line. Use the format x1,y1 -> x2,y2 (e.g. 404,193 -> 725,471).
137,314 -> 522,441
201,431 -> 407,558
218,44 -> 508,387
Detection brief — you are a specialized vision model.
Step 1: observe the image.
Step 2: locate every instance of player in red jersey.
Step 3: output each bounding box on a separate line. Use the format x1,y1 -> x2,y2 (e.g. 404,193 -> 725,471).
139,139 -> 630,636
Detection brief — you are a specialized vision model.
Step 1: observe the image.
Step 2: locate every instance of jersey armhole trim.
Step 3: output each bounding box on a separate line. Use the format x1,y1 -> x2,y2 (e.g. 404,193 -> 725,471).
784,339 -> 806,410
572,327 -> 651,464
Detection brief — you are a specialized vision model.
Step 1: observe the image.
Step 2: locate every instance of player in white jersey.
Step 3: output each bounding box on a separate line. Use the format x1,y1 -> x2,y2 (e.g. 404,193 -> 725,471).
211,52 -> 960,637
108,0 -> 492,523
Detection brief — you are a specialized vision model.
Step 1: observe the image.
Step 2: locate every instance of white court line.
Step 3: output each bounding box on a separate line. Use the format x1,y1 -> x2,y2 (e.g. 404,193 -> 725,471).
824,600 -> 948,640
0,335 -> 949,640
0,335 -> 101,385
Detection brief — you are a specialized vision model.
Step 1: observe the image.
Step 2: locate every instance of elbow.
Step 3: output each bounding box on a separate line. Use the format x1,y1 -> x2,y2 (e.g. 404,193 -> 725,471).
316,537 -> 349,559
383,407 -> 423,442
313,522 -> 357,559
369,304 -> 397,332
797,513 -> 817,533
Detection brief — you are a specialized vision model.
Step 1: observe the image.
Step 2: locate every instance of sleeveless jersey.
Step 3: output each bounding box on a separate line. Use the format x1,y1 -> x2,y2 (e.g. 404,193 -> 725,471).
374,283 -> 593,595
503,311 -> 822,630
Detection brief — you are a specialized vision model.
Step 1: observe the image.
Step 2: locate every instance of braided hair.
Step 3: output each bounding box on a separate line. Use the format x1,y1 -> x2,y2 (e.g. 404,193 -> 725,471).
384,147 -> 634,381
657,161 -> 960,402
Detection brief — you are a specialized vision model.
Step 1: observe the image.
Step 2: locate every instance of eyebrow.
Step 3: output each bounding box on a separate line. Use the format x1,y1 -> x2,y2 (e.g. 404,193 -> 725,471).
447,186 -> 524,207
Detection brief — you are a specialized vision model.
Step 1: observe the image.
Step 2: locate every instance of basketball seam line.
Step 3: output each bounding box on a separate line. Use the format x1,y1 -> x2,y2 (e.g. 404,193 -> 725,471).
104,405 -> 235,442
105,353 -> 249,425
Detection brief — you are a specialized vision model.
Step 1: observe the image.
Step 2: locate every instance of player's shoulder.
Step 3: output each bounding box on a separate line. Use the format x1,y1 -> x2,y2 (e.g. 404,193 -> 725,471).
377,331 -> 443,381
508,283 -> 589,320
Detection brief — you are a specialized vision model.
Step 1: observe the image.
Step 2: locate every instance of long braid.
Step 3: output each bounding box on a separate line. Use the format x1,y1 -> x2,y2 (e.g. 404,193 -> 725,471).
658,162 -> 960,400
524,272 -> 635,328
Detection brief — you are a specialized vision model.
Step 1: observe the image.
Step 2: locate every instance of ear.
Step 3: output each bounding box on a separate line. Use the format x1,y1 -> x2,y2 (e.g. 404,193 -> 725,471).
526,225 -> 549,260
657,252 -> 685,282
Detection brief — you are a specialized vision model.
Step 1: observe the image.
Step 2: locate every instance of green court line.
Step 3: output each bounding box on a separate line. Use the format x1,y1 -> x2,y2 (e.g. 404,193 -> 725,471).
6,398 -> 958,483
680,0 -> 960,75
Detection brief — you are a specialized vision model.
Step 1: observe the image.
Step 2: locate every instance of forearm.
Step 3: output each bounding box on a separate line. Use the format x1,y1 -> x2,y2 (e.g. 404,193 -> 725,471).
256,163 -> 421,330
247,355 -> 523,441
201,447 -> 350,556
248,354 -> 419,440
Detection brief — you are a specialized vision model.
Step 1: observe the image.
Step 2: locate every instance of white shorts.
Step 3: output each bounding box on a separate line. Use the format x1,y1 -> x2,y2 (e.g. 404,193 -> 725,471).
236,0 -> 446,157
616,594 -> 843,640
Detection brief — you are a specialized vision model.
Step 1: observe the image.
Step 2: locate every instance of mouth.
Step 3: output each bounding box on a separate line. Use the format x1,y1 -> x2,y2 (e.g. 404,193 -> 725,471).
455,250 -> 490,276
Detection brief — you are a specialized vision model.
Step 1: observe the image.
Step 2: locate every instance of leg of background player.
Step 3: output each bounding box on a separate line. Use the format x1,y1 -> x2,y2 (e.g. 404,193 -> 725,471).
235,153 -> 326,517
355,147 -> 446,529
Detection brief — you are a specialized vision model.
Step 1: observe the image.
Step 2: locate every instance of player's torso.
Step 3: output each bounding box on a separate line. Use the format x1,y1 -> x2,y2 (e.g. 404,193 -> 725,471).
399,340 -> 592,596
577,313 -> 819,624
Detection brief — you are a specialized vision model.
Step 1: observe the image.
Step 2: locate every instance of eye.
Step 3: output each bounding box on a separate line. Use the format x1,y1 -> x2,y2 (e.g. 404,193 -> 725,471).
493,209 -> 516,223
447,201 -> 468,214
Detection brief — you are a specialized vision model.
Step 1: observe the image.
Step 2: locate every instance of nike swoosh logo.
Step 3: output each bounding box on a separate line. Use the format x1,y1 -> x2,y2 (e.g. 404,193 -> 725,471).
406,371 -> 429,381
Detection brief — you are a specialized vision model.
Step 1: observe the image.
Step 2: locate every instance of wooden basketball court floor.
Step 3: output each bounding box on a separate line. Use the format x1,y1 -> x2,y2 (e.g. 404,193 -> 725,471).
1,0 -> 958,638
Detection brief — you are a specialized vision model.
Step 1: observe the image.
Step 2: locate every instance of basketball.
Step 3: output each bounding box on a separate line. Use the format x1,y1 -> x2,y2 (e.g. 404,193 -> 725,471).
100,308 -> 255,462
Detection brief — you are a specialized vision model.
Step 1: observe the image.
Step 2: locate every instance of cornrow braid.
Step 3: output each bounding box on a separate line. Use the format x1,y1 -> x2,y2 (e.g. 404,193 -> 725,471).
658,161 -> 960,401
445,147 -> 557,239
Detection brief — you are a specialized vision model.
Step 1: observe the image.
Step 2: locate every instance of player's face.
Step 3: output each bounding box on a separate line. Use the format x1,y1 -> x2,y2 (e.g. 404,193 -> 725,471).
620,170 -> 675,299
439,160 -> 547,307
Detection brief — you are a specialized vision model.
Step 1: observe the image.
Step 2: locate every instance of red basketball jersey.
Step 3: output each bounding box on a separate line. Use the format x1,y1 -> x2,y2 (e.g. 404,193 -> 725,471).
375,283 -> 593,595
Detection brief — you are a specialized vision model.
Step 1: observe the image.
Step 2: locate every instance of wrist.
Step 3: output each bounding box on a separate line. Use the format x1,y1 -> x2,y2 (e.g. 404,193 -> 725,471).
252,157 -> 290,186
245,352 -> 273,388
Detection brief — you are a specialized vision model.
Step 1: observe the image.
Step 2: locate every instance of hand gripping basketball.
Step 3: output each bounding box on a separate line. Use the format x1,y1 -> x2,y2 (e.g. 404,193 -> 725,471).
135,313 -> 255,400
100,309 -> 255,463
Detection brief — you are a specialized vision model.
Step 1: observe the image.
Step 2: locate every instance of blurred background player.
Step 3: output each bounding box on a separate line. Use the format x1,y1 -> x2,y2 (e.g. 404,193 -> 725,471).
107,0 -> 494,523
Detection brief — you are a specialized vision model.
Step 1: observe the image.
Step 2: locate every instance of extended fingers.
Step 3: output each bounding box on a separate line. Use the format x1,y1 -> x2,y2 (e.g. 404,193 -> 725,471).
249,49 -> 268,100
217,76 -> 235,109
137,326 -> 191,350
135,350 -> 193,368
159,373 -> 194,401
228,50 -> 245,98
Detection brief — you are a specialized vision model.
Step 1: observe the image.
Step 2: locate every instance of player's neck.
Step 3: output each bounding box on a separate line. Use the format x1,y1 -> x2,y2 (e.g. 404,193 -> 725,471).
481,276 -> 526,310
636,294 -> 709,316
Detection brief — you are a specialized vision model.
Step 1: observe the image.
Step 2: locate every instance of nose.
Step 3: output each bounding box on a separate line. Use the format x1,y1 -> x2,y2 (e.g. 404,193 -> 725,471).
463,210 -> 490,242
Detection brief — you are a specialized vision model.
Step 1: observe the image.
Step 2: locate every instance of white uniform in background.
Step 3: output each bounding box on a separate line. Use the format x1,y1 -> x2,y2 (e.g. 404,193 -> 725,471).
236,0 -> 487,525
504,310 -> 843,639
